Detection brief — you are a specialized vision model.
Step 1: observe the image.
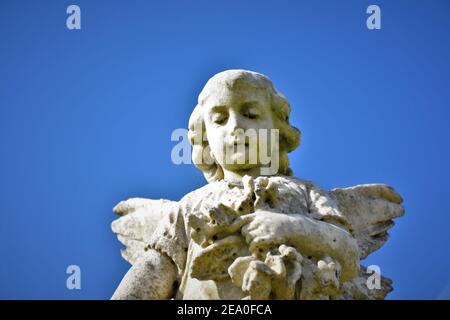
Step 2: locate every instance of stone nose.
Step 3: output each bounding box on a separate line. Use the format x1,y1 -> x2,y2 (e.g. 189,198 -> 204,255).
227,111 -> 247,134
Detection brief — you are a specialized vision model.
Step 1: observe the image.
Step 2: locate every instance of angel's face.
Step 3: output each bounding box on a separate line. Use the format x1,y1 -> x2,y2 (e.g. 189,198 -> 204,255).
202,85 -> 276,173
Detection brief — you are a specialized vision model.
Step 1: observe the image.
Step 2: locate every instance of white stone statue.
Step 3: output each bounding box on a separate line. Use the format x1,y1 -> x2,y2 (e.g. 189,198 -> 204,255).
111,70 -> 404,300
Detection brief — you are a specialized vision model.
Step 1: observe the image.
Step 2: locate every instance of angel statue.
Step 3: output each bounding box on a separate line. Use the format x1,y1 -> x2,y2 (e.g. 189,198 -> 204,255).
111,70 -> 404,300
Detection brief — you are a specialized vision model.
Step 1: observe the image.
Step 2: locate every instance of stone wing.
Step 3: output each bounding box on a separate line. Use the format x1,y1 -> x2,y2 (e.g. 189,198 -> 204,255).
340,265 -> 393,299
330,184 -> 404,259
111,198 -> 178,265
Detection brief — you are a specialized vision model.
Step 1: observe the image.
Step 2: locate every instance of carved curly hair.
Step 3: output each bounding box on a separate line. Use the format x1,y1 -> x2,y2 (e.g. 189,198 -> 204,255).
188,70 -> 301,182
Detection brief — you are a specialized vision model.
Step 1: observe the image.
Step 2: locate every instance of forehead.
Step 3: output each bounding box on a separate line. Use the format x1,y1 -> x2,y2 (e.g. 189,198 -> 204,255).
202,85 -> 271,110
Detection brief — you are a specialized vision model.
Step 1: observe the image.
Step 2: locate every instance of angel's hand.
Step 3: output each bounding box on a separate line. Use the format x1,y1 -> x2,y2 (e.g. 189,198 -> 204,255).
241,210 -> 360,281
241,211 -> 295,253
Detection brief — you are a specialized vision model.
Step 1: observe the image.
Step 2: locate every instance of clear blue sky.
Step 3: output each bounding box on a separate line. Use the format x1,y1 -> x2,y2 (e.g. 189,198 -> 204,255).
0,0 -> 449,299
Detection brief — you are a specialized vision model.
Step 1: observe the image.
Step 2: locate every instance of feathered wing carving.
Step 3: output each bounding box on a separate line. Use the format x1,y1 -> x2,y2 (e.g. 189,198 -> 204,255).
330,184 -> 404,260
111,198 -> 179,265
330,184 -> 404,299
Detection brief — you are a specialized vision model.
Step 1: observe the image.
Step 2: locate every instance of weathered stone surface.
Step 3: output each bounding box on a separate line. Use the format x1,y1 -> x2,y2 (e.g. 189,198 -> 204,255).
111,70 -> 404,300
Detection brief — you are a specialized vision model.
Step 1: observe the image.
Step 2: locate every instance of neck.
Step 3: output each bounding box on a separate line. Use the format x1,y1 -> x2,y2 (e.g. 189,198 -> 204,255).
222,167 -> 264,183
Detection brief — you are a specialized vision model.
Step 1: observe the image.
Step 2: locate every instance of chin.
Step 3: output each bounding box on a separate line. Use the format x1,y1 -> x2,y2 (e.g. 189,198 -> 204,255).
227,153 -> 249,165
223,157 -> 259,172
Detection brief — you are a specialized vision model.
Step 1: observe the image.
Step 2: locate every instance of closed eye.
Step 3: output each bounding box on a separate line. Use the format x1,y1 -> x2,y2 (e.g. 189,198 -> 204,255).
241,103 -> 261,120
212,113 -> 228,125
242,111 -> 259,119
